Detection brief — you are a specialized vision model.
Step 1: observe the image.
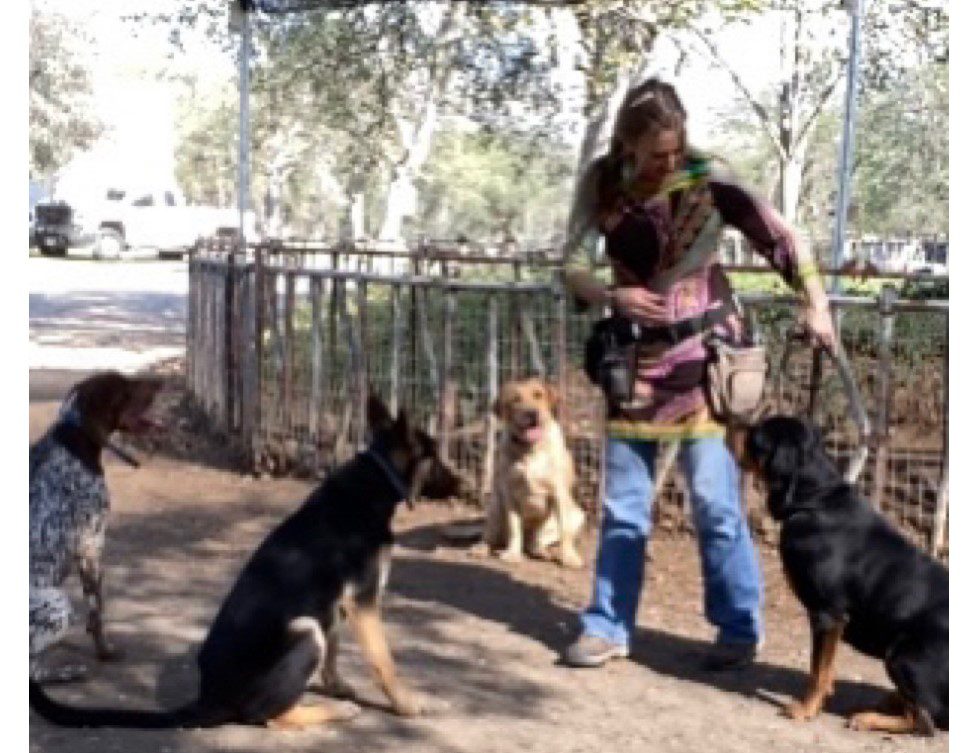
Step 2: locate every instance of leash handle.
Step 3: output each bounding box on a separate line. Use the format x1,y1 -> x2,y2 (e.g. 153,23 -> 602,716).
777,323 -> 871,484
105,440 -> 141,469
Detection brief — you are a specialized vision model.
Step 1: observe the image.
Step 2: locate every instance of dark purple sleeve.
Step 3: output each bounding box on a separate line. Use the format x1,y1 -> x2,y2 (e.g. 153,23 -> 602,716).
709,178 -> 805,291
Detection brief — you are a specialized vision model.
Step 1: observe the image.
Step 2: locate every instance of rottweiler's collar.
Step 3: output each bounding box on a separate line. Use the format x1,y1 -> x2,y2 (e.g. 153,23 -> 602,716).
366,444 -> 410,500
58,404 -> 141,469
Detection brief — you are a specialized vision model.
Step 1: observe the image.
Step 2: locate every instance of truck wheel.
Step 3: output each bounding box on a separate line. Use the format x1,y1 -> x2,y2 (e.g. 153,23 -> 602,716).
39,245 -> 67,258
94,229 -> 125,260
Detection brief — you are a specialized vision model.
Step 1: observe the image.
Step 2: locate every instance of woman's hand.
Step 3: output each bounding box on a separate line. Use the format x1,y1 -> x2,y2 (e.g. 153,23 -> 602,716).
611,286 -> 668,327
801,303 -> 838,354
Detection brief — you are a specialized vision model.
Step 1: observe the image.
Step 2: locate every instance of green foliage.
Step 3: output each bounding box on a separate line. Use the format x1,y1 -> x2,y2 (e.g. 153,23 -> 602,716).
708,56 -> 947,241
174,81 -> 238,206
152,1 -> 947,245
29,8 -> 103,176
852,62 -> 948,237
415,126 -> 576,243
570,0 -> 717,115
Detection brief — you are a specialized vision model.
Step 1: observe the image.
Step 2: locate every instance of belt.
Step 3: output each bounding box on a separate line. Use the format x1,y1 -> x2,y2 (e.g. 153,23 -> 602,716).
637,299 -> 735,346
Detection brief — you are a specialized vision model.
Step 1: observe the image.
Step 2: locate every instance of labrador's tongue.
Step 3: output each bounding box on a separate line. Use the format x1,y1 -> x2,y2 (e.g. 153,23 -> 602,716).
523,426 -> 544,443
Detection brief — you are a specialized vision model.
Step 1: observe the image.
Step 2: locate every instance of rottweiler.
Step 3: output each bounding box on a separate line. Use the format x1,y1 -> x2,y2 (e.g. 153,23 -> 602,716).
728,415 -> 948,735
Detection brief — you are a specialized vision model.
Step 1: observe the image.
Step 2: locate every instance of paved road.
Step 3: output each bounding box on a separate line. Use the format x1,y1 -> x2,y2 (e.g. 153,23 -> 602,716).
28,255 -> 188,378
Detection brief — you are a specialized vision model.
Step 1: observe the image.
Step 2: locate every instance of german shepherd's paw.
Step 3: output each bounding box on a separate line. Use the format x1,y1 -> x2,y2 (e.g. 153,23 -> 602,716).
328,699 -> 362,722
392,690 -> 449,717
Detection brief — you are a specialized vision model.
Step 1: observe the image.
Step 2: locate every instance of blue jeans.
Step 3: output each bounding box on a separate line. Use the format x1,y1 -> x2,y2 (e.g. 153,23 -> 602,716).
580,436 -> 763,647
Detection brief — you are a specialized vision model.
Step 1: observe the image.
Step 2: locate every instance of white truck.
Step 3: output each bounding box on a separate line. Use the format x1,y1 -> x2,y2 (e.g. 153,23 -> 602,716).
33,183 -> 254,259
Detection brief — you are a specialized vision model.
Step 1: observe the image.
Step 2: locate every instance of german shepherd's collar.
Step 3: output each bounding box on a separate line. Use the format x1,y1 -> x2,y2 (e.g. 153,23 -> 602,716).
366,444 -> 410,500
30,394 -> 460,731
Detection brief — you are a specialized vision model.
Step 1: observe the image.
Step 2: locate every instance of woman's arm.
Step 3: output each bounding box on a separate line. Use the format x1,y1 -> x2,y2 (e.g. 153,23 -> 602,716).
711,178 -> 837,351
562,266 -> 669,326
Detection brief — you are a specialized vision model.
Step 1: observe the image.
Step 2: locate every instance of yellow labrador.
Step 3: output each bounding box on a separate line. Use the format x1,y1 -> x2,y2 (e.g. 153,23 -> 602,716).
484,377 -> 585,568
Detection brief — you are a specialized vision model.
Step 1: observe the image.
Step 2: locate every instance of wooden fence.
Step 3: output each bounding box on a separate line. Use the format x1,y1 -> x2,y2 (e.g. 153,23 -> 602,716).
187,239 -> 949,559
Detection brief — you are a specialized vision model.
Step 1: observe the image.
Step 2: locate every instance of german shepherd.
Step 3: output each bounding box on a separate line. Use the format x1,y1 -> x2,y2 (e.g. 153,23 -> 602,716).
30,395 -> 459,730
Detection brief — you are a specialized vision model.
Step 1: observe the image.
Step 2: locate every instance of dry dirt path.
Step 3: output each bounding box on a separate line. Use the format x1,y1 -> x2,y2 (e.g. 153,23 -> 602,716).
29,390 -> 947,753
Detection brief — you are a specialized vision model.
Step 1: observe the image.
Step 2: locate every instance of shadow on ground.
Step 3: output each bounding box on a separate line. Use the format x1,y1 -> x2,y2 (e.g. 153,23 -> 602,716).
393,521 -> 888,720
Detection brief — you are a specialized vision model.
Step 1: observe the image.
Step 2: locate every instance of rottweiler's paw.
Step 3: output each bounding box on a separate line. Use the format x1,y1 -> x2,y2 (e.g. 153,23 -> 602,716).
782,700 -> 819,721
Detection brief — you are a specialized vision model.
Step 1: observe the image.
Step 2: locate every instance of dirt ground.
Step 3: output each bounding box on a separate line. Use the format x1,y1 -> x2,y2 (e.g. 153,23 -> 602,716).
29,388 -> 949,753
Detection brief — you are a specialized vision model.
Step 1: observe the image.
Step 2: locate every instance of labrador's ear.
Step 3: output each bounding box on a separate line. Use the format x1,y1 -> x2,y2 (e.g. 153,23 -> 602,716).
545,382 -> 561,411
492,397 -> 505,419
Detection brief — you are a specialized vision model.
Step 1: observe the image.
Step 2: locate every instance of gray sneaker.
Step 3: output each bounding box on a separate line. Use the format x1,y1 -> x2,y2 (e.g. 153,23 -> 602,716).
701,640 -> 758,672
563,634 -> 630,668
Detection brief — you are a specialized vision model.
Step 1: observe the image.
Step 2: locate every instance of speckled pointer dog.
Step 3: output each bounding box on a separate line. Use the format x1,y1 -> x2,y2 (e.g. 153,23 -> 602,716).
30,371 -> 162,683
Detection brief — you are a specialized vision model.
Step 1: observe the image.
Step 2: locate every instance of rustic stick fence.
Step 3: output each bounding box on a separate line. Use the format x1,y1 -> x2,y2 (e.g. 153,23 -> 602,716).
187,239 -> 949,560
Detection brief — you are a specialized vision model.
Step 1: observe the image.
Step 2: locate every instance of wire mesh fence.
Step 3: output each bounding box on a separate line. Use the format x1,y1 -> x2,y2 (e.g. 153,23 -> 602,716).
187,239 -> 948,560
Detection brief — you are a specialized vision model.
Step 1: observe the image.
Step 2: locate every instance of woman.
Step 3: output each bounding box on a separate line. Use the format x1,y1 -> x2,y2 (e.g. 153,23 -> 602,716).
562,79 -> 836,670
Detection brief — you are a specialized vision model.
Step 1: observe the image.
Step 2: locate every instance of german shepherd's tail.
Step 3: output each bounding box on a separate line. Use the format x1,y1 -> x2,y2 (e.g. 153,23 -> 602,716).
29,680 -> 229,729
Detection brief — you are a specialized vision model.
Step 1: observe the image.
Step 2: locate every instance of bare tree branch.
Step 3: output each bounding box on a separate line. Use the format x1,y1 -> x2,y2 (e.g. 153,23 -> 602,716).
793,65 -> 845,148
683,27 -> 787,160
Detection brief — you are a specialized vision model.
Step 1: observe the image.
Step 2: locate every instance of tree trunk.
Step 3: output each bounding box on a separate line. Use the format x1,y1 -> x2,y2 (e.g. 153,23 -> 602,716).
378,107 -> 437,244
349,192 -> 365,240
376,2 -> 462,245
777,146 -> 805,226
566,30 -> 663,253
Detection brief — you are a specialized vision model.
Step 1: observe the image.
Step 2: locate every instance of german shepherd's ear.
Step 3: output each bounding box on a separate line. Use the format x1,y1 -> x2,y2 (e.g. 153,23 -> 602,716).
393,408 -> 410,440
367,393 -> 394,434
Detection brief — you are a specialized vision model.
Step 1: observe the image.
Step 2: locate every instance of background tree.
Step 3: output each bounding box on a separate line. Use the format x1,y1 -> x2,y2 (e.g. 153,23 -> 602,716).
851,60 -> 948,237
670,0 -> 948,227
416,125 -> 575,243
137,0 -> 948,245
29,7 -> 104,176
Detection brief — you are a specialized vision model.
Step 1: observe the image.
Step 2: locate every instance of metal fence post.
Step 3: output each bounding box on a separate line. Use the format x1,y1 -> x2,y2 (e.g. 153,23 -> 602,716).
438,285 -> 457,460
931,312 -> 949,557
224,247 -> 238,433
389,283 -> 403,414
872,285 -> 897,509
481,294 -> 500,504
356,278 -> 370,449
554,276 -> 568,425
308,275 -> 324,461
